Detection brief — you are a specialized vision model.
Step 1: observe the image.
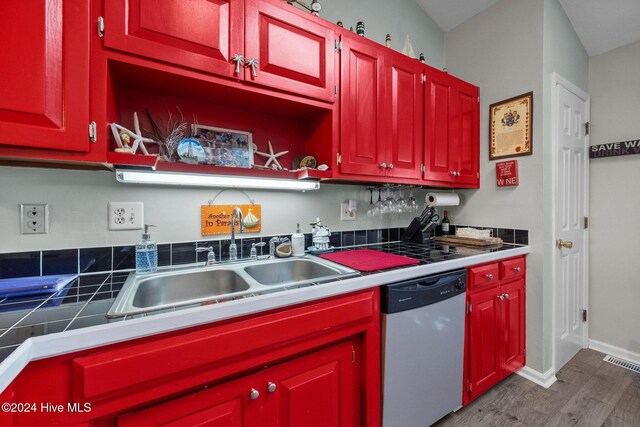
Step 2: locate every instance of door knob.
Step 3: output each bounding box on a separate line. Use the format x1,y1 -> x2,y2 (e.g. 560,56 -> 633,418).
267,382 -> 277,393
556,239 -> 573,249
380,163 -> 388,169
486,273 -> 494,280
250,389 -> 260,400
388,163 -> 394,169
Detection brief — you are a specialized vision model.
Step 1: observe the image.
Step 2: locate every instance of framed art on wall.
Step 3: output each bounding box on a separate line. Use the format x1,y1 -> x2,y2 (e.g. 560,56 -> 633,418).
489,92 -> 533,160
192,125 -> 254,168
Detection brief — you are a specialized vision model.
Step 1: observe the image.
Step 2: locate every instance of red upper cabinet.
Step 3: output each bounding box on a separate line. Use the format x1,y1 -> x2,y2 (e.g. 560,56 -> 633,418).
104,0 -> 335,102
0,1 -> 90,152
424,67 -> 479,188
338,35 -> 387,177
385,54 -> 424,180
104,0 -> 244,78
338,35 -> 423,182
244,0 -> 335,102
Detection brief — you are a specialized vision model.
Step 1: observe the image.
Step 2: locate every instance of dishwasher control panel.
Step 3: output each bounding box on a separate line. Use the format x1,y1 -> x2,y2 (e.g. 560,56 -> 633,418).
381,269 -> 466,314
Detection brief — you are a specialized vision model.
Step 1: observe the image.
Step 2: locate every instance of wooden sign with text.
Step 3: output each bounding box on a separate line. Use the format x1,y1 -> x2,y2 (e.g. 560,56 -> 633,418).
496,160 -> 519,187
201,204 -> 261,236
590,140 -> 640,158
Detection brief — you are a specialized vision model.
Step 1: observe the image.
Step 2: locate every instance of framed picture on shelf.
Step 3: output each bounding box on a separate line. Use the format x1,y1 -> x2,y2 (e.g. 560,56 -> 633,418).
192,124 -> 254,168
489,92 -> 533,160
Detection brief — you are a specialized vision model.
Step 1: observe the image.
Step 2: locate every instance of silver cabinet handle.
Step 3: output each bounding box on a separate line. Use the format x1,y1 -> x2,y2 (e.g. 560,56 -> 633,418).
514,267 -> 521,272
232,54 -> 244,74
246,58 -> 259,78
380,163 -> 387,169
486,273 -> 494,280
267,382 -> 277,393
498,294 -> 505,301
388,163 -> 394,169
250,389 -> 260,400
504,293 -> 509,299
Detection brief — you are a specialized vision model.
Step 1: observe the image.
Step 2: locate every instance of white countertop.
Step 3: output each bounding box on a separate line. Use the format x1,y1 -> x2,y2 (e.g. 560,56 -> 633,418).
0,245 -> 529,393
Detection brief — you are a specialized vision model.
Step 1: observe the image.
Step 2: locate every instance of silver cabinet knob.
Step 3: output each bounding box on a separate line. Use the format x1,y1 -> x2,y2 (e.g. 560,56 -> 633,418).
498,294 -> 505,301
486,273 -> 494,280
267,382 -> 277,393
388,163 -> 394,169
250,388 -> 260,400
504,293 -> 509,299
380,163 -> 387,169
514,267 -> 521,272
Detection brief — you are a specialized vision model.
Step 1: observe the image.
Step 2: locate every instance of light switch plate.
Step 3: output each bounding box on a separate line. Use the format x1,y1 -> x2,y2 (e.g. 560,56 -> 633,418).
20,204 -> 49,234
108,202 -> 144,230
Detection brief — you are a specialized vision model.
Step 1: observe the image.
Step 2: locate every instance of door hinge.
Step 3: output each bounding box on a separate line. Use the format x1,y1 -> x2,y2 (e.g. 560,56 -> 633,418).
477,96 -> 480,102
585,122 -> 590,135
467,380 -> 472,393
88,121 -> 97,143
467,303 -> 472,313
422,74 -> 426,84
337,152 -> 342,165
97,16 -> 105,38
334,40 -> 343,52
582,309 -> 588,322
420,164 -> 425,173
334,84 -> 338,98
583,216 -> 589,229
477,172 -> 480,178
352,345 -> 356,363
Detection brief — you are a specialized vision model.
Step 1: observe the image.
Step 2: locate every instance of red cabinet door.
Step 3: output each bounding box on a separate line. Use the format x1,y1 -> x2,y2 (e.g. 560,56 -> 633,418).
501,279 -> 526,374
244,0 -> 335,102
339,35 -> 387,177
104,0 -> 244,78
423,68 -> 454,184
452,80 -> 479,186
0,1 -> 90,152
385,54 -> 423,180
265,340 -> 355,427
116,371 -> 262,427
468,287 -> 502,401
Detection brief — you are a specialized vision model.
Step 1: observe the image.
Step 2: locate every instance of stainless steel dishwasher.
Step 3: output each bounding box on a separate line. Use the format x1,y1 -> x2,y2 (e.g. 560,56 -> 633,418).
381,269 -> 466,427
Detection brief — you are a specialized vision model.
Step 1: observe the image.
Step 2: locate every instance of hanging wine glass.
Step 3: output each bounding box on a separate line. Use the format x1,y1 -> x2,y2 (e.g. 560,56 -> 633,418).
408,187 -> 418,212
383,186 -> 394,214
366,188 -> 375,217
374,188 -> 385,216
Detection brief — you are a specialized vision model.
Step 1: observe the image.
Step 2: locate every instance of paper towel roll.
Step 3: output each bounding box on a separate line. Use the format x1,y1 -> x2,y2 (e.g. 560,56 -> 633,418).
425,192 -> 460,207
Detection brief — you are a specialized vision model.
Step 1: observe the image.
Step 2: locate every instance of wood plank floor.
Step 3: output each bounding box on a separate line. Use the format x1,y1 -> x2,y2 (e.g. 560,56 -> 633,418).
434,349 -> 640,427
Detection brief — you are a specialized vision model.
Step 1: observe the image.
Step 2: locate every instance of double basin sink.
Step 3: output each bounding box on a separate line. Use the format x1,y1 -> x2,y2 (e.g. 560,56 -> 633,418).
107,256 -> 358,318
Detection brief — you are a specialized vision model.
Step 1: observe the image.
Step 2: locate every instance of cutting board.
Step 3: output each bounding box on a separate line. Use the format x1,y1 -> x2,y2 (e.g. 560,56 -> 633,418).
320,249 -> 419,272
433,236 -> 503,247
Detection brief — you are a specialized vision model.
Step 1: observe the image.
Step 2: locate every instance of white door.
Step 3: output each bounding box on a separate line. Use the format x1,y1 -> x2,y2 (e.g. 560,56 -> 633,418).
553,74 -> 589,372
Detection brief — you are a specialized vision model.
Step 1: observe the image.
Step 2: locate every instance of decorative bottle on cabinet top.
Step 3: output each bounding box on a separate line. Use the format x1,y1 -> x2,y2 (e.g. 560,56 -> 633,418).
136,224 -> 158,273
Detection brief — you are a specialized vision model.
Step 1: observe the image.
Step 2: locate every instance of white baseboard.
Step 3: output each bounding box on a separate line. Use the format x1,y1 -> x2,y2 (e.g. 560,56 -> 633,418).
589,339 -> 640,365
516,366 -> 557,388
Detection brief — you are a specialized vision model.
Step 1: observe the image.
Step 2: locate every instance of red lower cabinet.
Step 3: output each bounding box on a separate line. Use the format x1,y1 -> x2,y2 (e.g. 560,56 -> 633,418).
464,257 -> 526,405
2,289 -> 380,426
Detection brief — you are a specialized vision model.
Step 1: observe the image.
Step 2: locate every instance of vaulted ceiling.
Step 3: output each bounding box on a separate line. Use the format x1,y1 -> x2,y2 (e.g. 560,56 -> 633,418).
416,0 -> 640,56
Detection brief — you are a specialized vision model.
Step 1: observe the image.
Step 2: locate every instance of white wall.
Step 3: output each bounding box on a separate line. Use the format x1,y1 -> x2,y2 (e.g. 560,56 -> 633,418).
0,166 -> 426,253
588,41 -> 640,355
445,0 -> 545,371
319,0 -> 445,68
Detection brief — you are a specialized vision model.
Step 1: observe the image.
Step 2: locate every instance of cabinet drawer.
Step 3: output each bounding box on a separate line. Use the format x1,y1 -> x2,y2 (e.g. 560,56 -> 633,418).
468,263 -> 499,290
501,258 -> 525,281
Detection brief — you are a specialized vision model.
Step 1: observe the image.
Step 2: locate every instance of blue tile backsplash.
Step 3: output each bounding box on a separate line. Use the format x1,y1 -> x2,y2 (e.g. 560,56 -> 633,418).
0,225 -> 528,280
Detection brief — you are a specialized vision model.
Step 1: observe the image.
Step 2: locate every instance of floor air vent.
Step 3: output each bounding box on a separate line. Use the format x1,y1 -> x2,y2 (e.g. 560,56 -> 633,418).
603,355 -> 640,374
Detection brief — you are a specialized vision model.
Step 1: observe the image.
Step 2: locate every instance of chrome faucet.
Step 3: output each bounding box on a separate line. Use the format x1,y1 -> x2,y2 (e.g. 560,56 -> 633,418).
196,246 -> 216,266
268,236 -> 280,259
229,207 -> 245,261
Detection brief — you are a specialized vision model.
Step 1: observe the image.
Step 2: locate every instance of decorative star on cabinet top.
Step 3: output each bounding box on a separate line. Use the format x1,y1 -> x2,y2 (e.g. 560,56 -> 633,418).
253,141 -> 289,170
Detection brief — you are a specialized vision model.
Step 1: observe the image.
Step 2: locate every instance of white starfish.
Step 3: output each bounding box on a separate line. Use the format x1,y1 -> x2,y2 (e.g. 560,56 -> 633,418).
110,112 -> 156,155
254,141 -> 288,170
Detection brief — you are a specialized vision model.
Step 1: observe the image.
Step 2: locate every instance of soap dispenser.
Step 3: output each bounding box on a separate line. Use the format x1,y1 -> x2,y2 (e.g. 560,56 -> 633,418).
291,223 -> 305,257
136,224 -> 158,273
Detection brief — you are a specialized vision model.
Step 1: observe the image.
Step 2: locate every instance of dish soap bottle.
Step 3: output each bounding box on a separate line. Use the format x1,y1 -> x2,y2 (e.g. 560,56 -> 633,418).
136,224 -> 158,273
292,223 -> 305,257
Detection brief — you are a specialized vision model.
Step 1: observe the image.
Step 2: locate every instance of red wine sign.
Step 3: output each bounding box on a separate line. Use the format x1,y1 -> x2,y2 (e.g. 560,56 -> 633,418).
590,140 -> 640,158
496,160 -> 519,187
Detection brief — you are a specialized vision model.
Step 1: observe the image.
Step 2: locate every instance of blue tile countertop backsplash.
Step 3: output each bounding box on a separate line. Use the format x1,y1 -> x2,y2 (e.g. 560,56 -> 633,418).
0,225 -> 528,360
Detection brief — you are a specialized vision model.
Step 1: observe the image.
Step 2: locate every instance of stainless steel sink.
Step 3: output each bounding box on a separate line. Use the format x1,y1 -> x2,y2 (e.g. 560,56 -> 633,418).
132,270 -> 251,308
107,255 -> 359,318
244,258 -> 354,286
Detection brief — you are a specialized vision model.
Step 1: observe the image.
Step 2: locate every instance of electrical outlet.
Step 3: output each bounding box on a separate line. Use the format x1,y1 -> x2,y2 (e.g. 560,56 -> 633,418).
108,202 -> 144,230
340,203 -> 357,221
20,204 -> 49,234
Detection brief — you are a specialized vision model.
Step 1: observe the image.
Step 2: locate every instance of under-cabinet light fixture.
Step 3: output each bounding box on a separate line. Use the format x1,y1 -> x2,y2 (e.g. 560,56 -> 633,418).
115,170 -> 320,191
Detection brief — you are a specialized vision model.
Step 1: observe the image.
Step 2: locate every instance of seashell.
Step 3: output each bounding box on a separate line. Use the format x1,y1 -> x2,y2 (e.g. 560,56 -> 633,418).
317,164 -> 329,171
